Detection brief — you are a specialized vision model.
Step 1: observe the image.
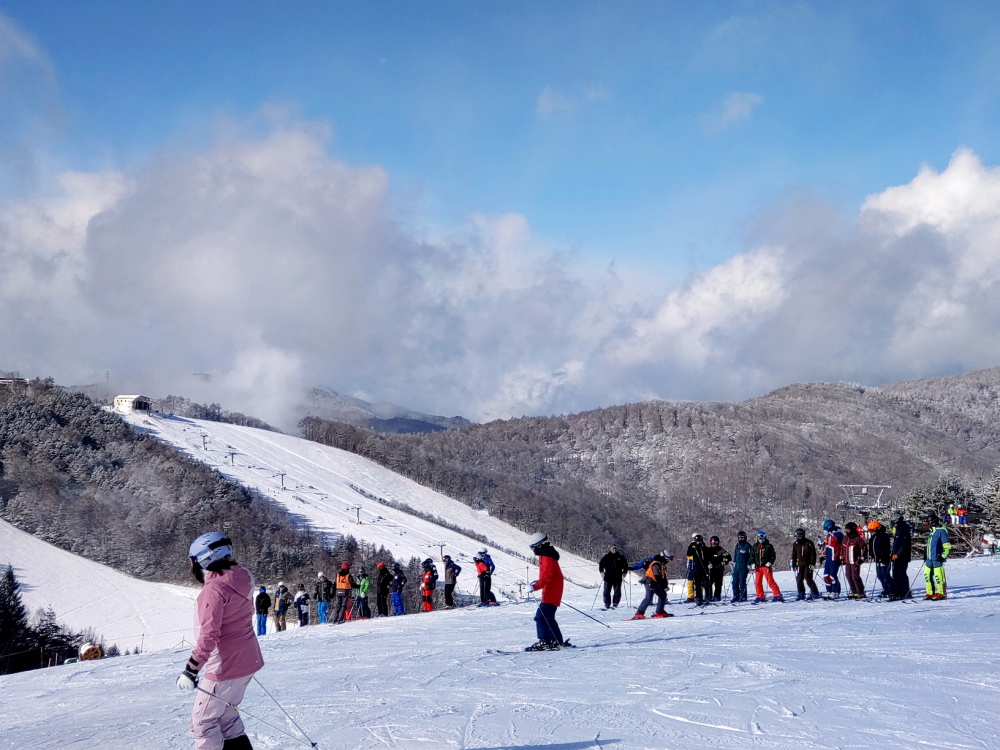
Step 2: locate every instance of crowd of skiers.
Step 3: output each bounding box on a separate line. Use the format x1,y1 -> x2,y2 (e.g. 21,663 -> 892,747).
251,549 -> 504,635
619,511 -> 952,621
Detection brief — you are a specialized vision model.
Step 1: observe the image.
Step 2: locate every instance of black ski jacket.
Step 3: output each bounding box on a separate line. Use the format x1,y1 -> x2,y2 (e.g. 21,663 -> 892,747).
868,528 -> 892,565
376,568 -> 393,593
752,540 -> 777,567
686,542 -> 709,575
704,545 -> 731,572
790,539 -> 817,569
598,550 -> 629,582
891,521 -> 912,563
254,592 -> 271,615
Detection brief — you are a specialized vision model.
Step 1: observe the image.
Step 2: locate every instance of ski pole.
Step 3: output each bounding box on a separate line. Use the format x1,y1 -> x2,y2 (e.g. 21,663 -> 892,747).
591,584 -> 601,610
194,684 -> 319,748
253,676 -> 320,748
863,562 -> 874,598
561,601 -> 612,629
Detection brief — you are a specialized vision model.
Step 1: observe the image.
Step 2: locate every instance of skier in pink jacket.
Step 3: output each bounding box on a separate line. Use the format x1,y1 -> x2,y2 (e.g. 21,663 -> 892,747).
177,532 -> 264,750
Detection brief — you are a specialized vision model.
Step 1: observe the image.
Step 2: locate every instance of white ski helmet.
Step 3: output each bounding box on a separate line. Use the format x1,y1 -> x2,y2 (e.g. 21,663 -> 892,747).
661,548 -> 673,559
478,548 -> 488,556
528,532 -> 548,549
189,531 -> 233,567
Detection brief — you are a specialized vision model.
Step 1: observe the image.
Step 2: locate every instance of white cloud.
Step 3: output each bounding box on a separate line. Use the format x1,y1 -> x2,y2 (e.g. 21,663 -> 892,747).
703,91 -> 763,132
2,118 -> 1000,423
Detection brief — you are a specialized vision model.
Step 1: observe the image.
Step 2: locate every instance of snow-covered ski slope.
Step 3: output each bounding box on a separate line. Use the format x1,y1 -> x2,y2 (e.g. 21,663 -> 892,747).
2,556 -> 998,749
0,519 -> 197,652
121,412 -> 600,595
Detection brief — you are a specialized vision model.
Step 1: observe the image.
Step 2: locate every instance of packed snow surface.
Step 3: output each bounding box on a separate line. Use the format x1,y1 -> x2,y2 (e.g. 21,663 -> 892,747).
120,412 -> 600,594
0,519 -> 197,652
1,556 -> 997,749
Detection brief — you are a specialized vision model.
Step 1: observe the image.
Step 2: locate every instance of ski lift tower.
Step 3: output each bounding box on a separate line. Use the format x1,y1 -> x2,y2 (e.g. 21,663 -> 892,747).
837,484 -> 892,524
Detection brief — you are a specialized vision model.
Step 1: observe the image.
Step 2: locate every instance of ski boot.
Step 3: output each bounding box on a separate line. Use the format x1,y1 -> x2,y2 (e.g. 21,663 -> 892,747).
525,639 -> 559,651
753,597 -> 766,603
795,594 -> 806,601
652,612 -> 673,618
628,613 -> 646,620
222,736 -> 253,750
772,596 -> 784,602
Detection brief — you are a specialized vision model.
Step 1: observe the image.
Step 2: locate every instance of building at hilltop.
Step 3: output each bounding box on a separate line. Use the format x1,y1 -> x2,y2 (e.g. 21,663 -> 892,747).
113,395 -> 152,413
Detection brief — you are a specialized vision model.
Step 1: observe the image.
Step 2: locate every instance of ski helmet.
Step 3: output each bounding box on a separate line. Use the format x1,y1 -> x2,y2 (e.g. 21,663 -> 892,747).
661,548 -> 673,559
259,586 -> 266,592
392,563 -> 400,570
528,532 -> 548,549
692,534 -> 703,543
341,562 -> 350,570
794,528 -> 805,539
318,572 -> 326,578
822,520 -> 835,532
844,521 -> 857,532
709,536 -> 719,545
926,512 -> 940,525
422,558 -> 434,568
737,530 -> 747,541
278,581 -> 285,588
189,532 -> 234,567
377,562 -> 386,569
473,555 -> 482,562
867,520 -> 882,532
756,530 -> 767,539
479,548 -> 488,556
443,555 -> 452,561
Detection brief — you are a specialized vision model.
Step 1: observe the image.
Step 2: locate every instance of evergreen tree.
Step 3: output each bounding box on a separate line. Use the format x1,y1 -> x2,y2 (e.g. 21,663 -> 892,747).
0,565 -> 32,674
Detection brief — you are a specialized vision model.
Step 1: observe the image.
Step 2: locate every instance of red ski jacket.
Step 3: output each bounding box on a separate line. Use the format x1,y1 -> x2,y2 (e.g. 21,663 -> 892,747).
533,549 -> 564,606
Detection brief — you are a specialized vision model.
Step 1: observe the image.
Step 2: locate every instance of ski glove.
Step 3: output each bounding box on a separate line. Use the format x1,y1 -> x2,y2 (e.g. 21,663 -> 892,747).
176,658 -> 199,691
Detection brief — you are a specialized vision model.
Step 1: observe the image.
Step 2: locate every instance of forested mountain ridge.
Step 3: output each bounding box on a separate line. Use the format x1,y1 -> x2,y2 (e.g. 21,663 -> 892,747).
0,380 -> 388,584
301,367 -> 1000,559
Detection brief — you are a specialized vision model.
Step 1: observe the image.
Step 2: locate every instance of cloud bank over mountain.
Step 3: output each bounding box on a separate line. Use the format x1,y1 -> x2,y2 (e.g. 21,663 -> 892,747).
2,114 -> 999,426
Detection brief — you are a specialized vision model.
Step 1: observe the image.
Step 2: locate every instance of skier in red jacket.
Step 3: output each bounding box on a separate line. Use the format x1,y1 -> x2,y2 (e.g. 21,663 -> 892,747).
527,532 -> 566,651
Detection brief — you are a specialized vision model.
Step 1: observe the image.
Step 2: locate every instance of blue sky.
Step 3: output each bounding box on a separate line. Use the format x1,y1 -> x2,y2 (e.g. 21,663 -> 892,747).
7,1 -> 1000,275
5,2 -> 1000,422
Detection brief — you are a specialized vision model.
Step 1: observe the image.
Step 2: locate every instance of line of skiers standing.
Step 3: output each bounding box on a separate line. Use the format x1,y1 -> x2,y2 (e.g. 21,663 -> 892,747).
617,512 -> 949,620
252,549 -> 502,635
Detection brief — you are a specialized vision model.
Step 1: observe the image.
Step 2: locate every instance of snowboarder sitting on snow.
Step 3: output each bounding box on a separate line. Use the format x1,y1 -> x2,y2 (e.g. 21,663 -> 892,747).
752,531 -> 783,603
867,520 -> 894,599
821,520 -> 844,599
526,532 -> 566,650
687,534 -> 711,605
598,543 -> 629,609
333,563 -> 356,623
293,583 -> 310,627
442,555 -> 461,608
375,562 -> 393,616
390,563 -> 407,615
253,586 -> 270,637
420,558 -> 438,612
629,550 -> 673,619
790,528 -> 820,600
704,536 -> 731,602
731,531 -> 753,602
314,572 -> 334,624
272,582 -> 291,631
924,513 -> 951,600
839,522 -> 867,599
177,532 -> 263,750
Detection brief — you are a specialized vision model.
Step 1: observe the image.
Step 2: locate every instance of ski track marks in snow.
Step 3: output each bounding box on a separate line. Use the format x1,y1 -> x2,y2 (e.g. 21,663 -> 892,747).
2,558 -> 1000,748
